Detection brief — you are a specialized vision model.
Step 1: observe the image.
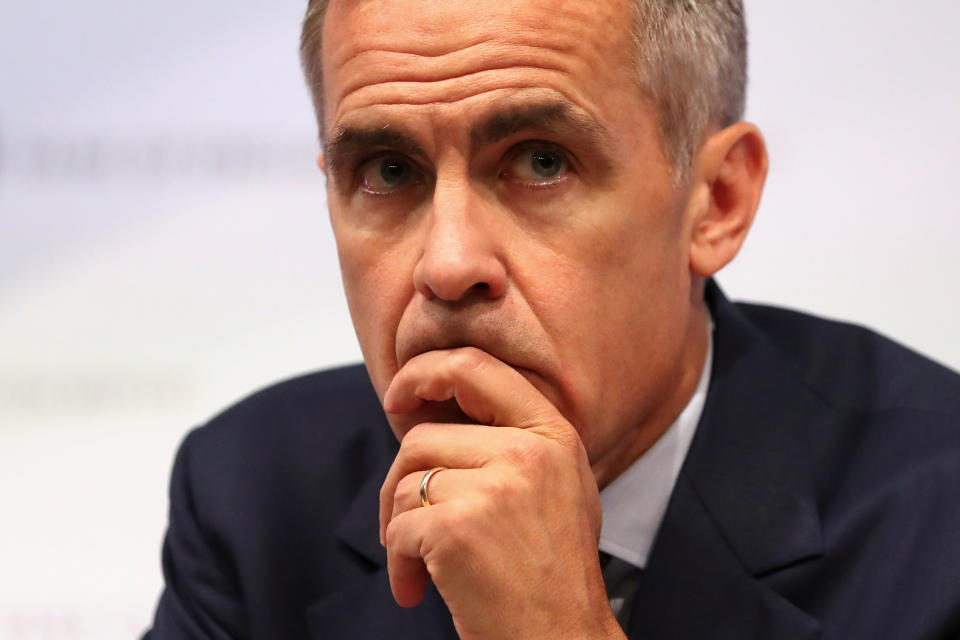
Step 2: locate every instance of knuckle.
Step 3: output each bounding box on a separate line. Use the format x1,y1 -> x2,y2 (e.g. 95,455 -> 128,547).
525,402 -> 558,426
397,472 -> 418,497
553,421 -> 584,453
533,417 -> 582,455
505,435 -> 549,469
484,473 -> 517,502
436,503 -> 472,546
394,474 -> 417,511
476,475 -> 526,518
449,346 -> 486,372
384,513 -> 403,548
400,423 -> 429,453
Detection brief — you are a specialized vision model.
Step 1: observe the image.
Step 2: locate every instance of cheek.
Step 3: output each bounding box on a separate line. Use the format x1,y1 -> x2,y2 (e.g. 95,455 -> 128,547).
514,191 -> 690,433
332,215 -> 415,394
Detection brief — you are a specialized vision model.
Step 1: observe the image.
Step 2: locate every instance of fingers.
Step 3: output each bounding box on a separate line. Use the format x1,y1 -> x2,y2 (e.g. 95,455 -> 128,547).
392,467 -> 481,520
379,423 -> 530,540
378,348 -> 584,545
385,508 -> 431,608
385,468 -> 485,608
383,347 -> 560,431
379,346 -> 591,612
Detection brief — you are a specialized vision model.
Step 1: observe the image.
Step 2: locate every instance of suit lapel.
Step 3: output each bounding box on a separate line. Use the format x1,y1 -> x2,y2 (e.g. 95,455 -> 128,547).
331,459 -> 390,570
630,282 -> 827,638
630,475 -> 821,639
306,455 -> 459,639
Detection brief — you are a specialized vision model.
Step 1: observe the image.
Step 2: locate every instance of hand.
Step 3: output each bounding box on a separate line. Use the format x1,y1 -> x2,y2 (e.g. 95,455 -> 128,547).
379,347 -> 625,640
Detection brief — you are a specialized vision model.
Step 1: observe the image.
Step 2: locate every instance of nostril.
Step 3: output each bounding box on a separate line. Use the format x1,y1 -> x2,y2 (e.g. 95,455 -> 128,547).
469,282 -> 495,298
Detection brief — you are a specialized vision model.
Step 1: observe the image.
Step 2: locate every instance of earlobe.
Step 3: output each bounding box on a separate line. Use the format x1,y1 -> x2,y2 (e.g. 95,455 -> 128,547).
317,153 -> 327,174
688,122 -> 769,278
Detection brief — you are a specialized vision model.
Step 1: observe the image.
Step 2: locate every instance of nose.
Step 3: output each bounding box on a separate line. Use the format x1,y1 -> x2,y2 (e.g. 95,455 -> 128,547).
412,181 -> 507,302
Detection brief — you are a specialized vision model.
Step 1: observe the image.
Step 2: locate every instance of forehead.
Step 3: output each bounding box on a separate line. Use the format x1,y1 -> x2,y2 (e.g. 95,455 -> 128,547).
320,0 -> 639,137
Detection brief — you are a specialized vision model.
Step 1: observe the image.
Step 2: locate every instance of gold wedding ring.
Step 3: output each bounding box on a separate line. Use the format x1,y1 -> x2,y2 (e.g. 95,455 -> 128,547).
419,467 -> 448,507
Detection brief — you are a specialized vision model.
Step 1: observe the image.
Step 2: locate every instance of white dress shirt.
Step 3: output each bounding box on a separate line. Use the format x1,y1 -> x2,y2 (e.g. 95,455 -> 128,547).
599,317 -> 714,569
596,318 -> 713,627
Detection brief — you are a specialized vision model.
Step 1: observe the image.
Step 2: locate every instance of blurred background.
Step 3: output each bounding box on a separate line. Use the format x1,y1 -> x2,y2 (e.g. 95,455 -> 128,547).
1,1 -> 958,638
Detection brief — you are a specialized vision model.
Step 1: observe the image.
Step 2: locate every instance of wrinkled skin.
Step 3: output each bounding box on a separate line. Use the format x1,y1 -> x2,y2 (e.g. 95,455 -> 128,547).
317,0 -> 767,637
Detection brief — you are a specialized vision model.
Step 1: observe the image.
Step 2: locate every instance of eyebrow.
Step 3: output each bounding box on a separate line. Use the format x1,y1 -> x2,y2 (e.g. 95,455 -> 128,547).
324,125 -> 427,175
469,100 -> 611,153
324,99 -> 613,178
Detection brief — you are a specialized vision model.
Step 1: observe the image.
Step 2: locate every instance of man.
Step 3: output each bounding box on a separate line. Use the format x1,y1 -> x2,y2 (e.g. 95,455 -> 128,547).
145,0 -> 960,638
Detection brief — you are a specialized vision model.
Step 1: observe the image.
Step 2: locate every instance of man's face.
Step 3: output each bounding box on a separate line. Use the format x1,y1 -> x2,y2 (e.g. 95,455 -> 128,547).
321,0 -> 703,469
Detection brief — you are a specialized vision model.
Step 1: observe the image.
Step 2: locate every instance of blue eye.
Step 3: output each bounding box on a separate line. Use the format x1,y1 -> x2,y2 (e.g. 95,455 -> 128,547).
359,155 -> 417,193
529,150 -> 563,178
507,145 -> 570,185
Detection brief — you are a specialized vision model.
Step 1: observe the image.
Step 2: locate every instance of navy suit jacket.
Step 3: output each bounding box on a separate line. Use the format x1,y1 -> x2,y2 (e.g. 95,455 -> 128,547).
145,282 -> 960,639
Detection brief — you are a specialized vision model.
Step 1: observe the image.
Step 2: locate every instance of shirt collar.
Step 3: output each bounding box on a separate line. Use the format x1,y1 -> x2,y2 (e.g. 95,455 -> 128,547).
598,315 -> 714,569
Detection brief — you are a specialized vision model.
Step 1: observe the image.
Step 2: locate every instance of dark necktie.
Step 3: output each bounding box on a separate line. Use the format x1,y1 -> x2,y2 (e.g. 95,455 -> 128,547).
599,551 -> 643,634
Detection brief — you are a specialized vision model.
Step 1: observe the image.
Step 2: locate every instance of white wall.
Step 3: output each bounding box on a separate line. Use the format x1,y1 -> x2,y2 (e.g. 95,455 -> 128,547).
727,2 -> 960,373
1,2 -> 957,638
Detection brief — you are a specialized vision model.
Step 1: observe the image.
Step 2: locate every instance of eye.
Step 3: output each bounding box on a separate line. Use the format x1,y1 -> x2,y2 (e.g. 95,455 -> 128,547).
504,144 -> 572,186
358,155 -> 419,194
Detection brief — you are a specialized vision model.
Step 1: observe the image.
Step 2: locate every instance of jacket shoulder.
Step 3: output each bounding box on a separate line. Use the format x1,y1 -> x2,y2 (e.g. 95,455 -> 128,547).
189,363 -> 395,471
719,300 -> 960,637
736,301 -> 960,415
151,365 -> 395,638
174,363 -> 396,555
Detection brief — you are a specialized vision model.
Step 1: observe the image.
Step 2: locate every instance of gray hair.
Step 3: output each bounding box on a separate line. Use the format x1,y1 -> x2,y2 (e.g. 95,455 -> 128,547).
300,0 -> 746,177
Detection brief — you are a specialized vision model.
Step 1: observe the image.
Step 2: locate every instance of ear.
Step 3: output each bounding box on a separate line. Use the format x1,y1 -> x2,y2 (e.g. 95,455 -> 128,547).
687,122 -> 768,278
316,152 -> 327,174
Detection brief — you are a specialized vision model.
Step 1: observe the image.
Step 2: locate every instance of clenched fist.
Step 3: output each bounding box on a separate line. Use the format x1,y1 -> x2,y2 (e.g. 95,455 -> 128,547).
378,347 -> 626,640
